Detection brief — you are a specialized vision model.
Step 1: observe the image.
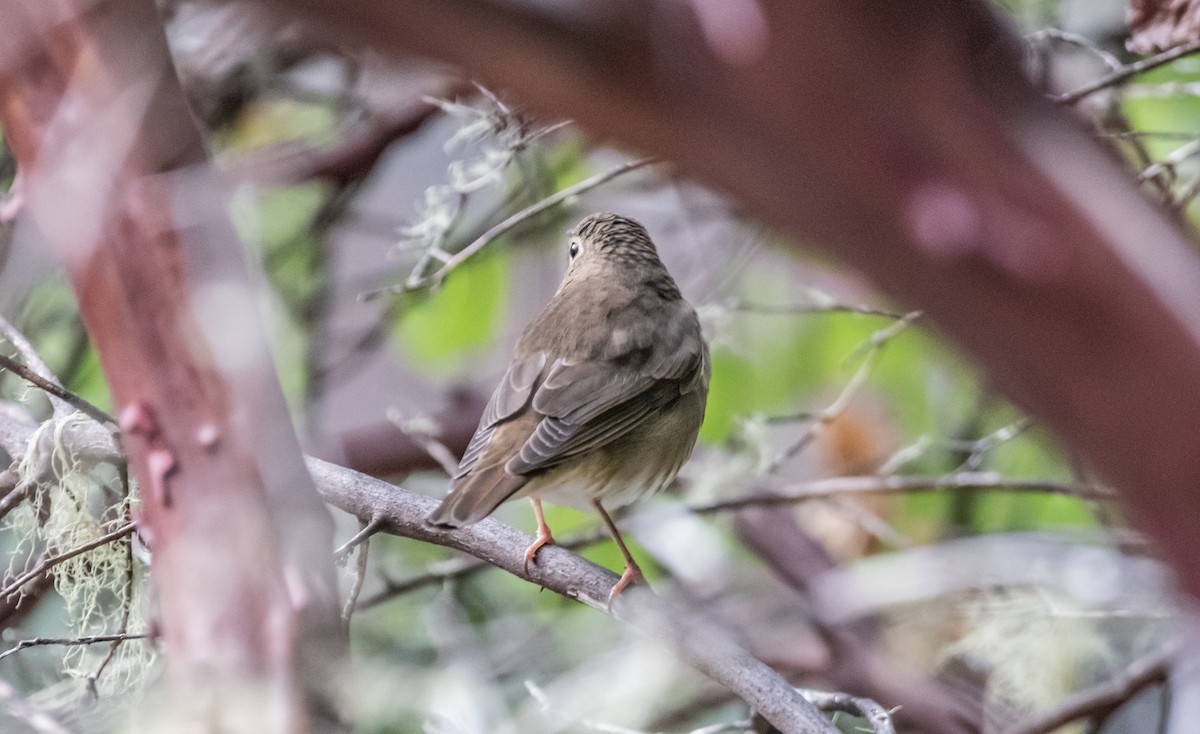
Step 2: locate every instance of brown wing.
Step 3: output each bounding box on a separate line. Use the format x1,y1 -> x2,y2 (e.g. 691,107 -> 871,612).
454,351 -> 546,479
428,298 -> 707,527
426,352 -> 545,527
510,294 -> 706,471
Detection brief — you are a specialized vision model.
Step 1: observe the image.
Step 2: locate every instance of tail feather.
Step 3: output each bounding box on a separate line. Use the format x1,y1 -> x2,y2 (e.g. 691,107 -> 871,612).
427,463 -> 527,527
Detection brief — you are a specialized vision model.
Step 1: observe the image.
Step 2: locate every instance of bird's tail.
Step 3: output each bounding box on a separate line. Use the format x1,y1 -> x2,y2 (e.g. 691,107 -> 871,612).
426,464 -> 526,527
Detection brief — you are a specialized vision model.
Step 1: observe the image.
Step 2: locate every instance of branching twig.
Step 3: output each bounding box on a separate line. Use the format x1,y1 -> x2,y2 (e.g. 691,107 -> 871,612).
341,518 -> 372,624
333,514 -> 384,564
1058,38 -> 1200,105
0,353 -> 114,425
1003,647 -> 1174,734
1027,28 -> 1122,72
766,311 -> 921,473
794,689 -> 896,734
724,297 -> 911,321
361,156 -> 661,299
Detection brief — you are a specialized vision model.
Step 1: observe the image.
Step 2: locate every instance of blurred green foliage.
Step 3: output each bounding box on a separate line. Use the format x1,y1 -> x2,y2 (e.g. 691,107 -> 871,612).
394,249 -> 510,376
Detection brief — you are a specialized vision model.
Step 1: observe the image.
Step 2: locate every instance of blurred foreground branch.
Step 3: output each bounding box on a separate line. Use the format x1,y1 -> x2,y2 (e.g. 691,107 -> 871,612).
244,0 -> 1200,610
0,0 -> 344,728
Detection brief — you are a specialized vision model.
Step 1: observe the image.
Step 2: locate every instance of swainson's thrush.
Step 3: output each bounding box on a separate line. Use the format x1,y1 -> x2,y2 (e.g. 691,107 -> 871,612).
428,212 -> 710,604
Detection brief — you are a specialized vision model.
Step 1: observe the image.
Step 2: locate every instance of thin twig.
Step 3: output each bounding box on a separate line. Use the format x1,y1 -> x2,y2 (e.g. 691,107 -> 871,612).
0,632 -> 150,664
0,353 -> 113,425
1003,647 -> 1174,734
693,473 -> 1112,515
342,518 -> 372,624
1057,38 -> 1200,105
0,522 -> 135,602
334,514 -> 384,564
1138,137 -> 1200,183
766,311 -> 921,473
385,407 -> 460,476
87,495 -> 135,696
361,156 -> 661,300
795,689 -> 896,734
1027,28 -> 1122,71
724,298 -> 911,320
0,317 -> 60,385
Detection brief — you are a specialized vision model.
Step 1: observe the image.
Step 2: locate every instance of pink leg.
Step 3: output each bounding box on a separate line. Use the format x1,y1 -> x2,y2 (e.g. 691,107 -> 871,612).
523,497 -> 556,575
592,499 -> 645,610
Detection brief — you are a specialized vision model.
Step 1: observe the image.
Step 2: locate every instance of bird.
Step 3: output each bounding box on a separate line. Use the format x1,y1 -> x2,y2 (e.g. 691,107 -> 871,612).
427,211 -> 710,606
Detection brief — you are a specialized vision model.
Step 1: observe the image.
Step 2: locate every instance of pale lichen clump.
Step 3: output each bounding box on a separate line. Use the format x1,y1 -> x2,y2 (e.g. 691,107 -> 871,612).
6,412 -> 155,703
396,89 -> 567,288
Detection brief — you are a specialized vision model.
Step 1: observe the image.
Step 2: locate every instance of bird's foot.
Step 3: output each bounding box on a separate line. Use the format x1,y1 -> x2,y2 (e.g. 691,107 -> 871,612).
523,527 -> 556,576
606,560 -> 645,613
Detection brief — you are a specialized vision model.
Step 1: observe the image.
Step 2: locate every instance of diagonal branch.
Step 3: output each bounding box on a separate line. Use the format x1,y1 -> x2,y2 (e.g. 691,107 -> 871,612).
0,353 -> 114,425
305,456 -> 840,734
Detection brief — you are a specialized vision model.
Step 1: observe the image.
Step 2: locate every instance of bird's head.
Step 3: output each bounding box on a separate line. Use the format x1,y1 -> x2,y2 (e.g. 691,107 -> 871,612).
559,212 -> 675,295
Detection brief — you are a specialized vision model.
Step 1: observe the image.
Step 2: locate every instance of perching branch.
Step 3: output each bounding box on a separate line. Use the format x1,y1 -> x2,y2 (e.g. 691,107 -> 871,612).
305,455 -> 840,734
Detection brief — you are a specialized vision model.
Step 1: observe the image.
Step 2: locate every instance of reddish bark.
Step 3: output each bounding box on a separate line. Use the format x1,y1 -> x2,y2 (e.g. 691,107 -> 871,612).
0,1 -> 343,730
240,0 -> 1200,606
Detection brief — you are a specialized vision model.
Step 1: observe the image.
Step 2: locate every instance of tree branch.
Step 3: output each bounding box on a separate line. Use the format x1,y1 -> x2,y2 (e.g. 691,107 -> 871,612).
305,456 -> 840,734
1057,38 -> 1200,104
0,353 -> 113,425
695,473 -> 1111,514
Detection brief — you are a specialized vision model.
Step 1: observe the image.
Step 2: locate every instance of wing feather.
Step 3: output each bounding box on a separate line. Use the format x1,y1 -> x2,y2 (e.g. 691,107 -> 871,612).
454,351 -> 545,478
506,301 -> 706,475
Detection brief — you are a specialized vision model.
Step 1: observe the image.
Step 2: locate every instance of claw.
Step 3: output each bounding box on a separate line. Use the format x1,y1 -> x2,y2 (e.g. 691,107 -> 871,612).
606,560 -> 645,613
524,497 -> 555,576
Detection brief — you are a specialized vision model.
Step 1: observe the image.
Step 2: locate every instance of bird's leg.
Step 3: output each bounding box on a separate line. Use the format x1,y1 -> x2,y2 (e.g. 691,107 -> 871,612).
523,497 -> 556,575
592,499 -> 645,610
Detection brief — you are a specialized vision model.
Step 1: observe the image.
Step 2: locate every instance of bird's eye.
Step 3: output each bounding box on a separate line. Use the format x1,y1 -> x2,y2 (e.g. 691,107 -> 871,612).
568,240 -> 580,259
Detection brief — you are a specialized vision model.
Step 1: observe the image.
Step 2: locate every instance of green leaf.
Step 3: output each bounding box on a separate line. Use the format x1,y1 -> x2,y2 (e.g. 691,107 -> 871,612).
395,249 -> 511,375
